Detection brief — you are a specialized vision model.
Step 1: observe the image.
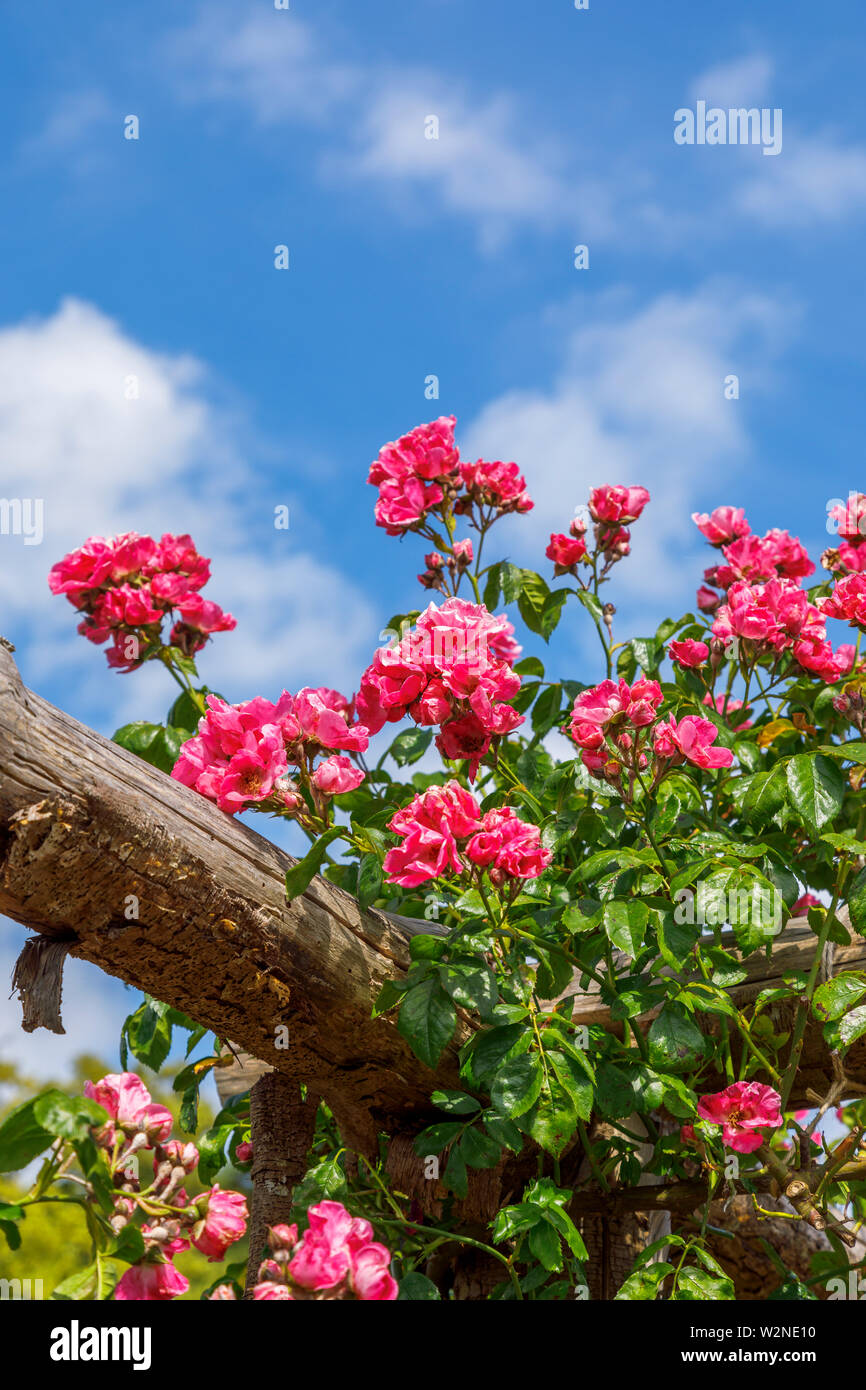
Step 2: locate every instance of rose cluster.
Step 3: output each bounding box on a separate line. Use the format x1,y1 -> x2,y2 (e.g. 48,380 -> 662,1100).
368,415 -> 532,539
712,576 -> 850,682
49,533 -> 236,671
82,1072 -> 248,1300
382,780 -> 551,889
357,598 -> 524,779
824,493 -> 866,574
172,687 -> 367,818
692,507 -> 814,614
252,1202 -> 398,1301
546,484 -> 650,578
682,1081 -> 783,1155
565,676 -> 734,787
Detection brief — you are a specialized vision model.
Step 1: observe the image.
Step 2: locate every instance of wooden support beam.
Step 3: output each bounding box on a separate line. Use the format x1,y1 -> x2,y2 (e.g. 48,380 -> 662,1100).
0,645 -> 465,1154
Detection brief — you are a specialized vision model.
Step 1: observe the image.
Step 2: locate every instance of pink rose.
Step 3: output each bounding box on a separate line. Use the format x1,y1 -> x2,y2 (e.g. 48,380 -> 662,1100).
692,506 -> 750,547
696,1082 -> 782,1153
312,755 -> 365,796
84,1072 -> 173,1146
668,639 -> 709,668
115,1259 -> 190,1301
191,1186 -> 249,1262
588,484 -> 650,525
546,532 -> 587,572
652,715 -> 733,770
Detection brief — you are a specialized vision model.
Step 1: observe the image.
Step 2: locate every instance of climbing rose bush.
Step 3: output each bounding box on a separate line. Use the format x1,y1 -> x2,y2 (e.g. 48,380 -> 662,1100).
27,414 -> 866,1303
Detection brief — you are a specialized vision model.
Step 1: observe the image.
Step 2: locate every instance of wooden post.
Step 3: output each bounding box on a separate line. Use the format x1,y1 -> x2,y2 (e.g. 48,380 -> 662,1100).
244,1074 -> 318,1298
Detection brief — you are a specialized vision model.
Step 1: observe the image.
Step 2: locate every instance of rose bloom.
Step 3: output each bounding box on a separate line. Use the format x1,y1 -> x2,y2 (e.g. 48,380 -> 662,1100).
115,1259 -> 190,1301
668,638 -> 709,668
464,806 -> 552,885
588,484 -> 650,525
192,1186 -> 249,1261
692,506 -> 750,547
792,892 -> 822,915
546,532 -> 586,571
84,1072 -> 173,1146
652,715 -> 733,770
696,1082 -> 783,1153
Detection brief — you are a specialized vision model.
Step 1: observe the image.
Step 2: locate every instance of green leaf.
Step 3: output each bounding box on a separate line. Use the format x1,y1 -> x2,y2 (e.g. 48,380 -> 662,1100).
399,1272 -> 441,1301
482,563 -> 502,611
53,1254 -> 122,1301
839,1004 -> 866,1050
397,976 -> 456,1069
786,754 -> 845,836
500,562 -> 524,604
0,1095 -> 55,1171
413,1121 -> 464,1156
388,728 -> 433,767
33,1093 -> 108,1142
811,973 -> 866,1028
179,1083 -> 199,1134
525,1081 -> 579,1158
124,1000 -> 173,1073
674,1265 -> 735,1301
460,1127 -> 502,1169
528,1218 -> 563,1271
575,589 -> 603,623
439,961 -> 497,1018
603,900 -> 648,957
491,1054 -> 544,1119
430,1089 -> 480,1116
647,1005 -> 707,1073
484,1113 -> 523,1152
112,722 -> 190,775
0,1220 -> 21,1251
372,977 -> 406,1017
547,1050 -> 594,1121
444,1143 -> 468,1198
849,866 -> 866,937
285,825 -> 344,901
357,855 -> 383,911
108,1225 -> 146,1265
615,1263 -> 674,1300
465,1023 -> 526,1087
817,741 -> 866,763
531,683 -> 563,733
742,765 -> 788,826
595,1061 -> 638,1119
821,829 -> 866,854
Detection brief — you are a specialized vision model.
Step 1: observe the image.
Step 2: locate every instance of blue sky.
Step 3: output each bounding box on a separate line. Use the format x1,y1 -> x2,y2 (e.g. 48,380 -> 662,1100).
2,0 -> 866,1081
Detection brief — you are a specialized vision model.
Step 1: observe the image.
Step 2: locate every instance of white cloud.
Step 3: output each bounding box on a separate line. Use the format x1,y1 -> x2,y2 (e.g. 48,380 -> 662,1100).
689,55 -> 774,107
463,282 -> 796,626
20,90 -> 114,176
164,8 -> 358,126
737,133 -> 866,226
0,298 -> 377,729
163,5 -> 594,245
330,84 -> 580,246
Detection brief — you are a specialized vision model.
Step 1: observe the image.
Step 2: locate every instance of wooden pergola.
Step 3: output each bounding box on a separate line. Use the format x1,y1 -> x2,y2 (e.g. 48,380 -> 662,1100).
2,641 -> 865,1297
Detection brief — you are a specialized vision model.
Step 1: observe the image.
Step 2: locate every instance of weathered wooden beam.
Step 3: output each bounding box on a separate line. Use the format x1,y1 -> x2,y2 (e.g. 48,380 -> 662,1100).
0,644 -> 465,1153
